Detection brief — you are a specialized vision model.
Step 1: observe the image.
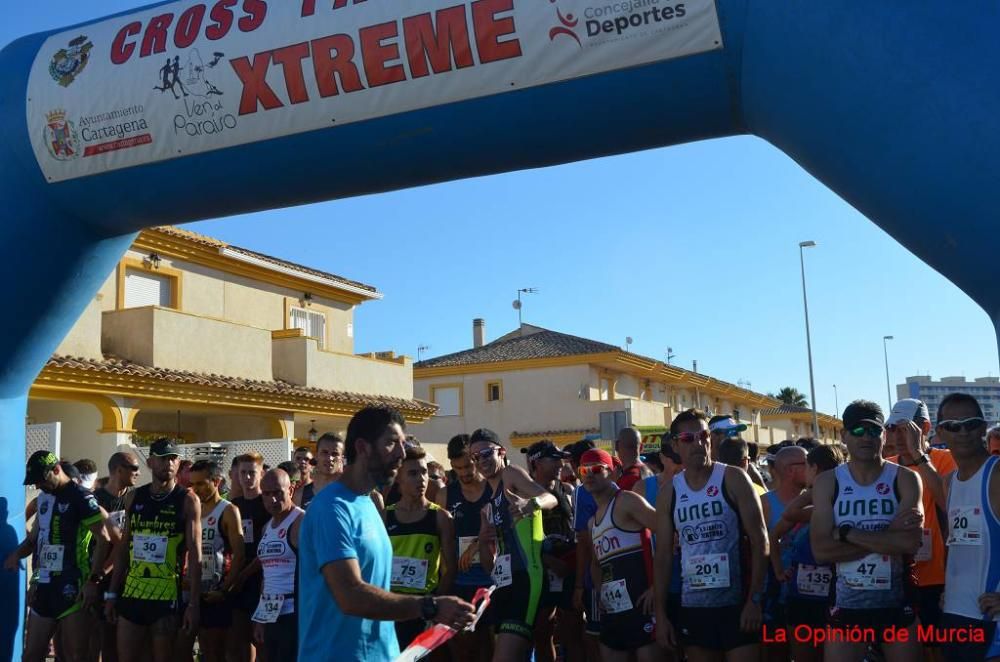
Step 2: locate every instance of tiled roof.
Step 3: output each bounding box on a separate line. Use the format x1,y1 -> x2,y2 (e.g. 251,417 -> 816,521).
414,327 -> 618,368
150,226 -> 379,295
45,355 -> 436,414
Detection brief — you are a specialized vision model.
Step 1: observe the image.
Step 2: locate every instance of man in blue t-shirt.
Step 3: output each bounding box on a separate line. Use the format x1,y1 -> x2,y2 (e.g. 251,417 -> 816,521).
298,405 -> 475,662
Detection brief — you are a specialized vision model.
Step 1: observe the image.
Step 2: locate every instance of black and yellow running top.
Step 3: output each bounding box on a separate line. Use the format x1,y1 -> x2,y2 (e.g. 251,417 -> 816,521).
123,484 -> 187,602
385,502 -> 441,595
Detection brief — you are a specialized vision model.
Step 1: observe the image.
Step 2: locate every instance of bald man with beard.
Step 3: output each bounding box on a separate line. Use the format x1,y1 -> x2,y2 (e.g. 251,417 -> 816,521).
614,427 -> 651,491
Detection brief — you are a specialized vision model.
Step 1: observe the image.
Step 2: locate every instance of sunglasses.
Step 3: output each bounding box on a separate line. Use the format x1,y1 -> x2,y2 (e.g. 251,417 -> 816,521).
471,447 -> 500,462
578,464 -> 609,477
849,425 -> 884,438
673,430 -> 709,444
937,417 -> 986,433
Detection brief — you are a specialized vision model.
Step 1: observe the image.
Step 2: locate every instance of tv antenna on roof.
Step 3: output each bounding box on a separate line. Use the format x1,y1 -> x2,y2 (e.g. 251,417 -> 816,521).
625,337 -> 634,352
513,288 -> 538,326
666,347 -> 676,365
417,345 -> 430,361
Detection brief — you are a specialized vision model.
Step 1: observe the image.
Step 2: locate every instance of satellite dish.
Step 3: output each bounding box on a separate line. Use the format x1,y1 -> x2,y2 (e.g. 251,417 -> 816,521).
626,336 -> 633,345
512,300 -> 522,310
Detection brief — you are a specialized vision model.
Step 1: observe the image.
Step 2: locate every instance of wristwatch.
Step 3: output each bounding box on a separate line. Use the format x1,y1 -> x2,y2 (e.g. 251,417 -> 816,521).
912,453 -> 930,466
838,524 -> 852,543
750,591 -> 765,605
103,591 -> 118,601
420,595 -> 438,621
88,572 -> 104,584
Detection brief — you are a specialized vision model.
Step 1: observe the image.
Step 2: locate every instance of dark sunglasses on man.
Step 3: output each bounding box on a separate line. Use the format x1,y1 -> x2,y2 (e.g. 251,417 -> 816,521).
936,417 -> 987,433
848,424 -> 884,438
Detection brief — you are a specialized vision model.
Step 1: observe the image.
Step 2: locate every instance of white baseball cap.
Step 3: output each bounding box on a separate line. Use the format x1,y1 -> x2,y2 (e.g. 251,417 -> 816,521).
885,399 -> 930,426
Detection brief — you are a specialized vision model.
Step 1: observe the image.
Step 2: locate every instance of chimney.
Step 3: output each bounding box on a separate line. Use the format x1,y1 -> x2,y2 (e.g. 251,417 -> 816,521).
473,318 -> 486,348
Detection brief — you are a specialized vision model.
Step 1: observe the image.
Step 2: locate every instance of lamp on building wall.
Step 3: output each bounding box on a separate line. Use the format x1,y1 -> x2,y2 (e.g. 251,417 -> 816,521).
308,420 -> 318,442
303,292 -> 313,304
146,252 -> 162,269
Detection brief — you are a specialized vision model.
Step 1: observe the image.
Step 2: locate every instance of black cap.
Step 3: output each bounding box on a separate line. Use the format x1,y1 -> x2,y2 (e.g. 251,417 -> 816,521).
566,439 -> 597,463
469,428 -> 501,446
524,440 -> 569,463
842,400 -> 885,429
149,437 -> 181,458
23,450 -> 59,485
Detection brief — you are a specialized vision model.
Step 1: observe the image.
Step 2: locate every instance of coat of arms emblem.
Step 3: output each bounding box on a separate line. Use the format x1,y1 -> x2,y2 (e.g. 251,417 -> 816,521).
49,36 -> 93,87
43,110 -> 79,161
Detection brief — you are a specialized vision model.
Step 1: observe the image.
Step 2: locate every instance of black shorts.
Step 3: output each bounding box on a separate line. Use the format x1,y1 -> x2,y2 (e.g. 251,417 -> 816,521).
31,581 -> 82,620
938,612 -> 1000,662
492,571 -> 545,640
915,584 -> 944,644
666,592 -> 681,628
234,576 -> 261,614
262,613 -> 298,661
678,604 -> 760,652
454,583 -> 496,626
583,587 -> 601,636
181,594 -> 232,629
539,572 -> 574,611
599,605 -> 656,651
116,597 -> 180,629
828,603 -> 916,633
786,597 -> 829,628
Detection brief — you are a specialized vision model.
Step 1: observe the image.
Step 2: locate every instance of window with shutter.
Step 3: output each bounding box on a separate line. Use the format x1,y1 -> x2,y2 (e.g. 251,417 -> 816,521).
124,269 -> 172,308
431,386 -> 461,416
289,307 -> 327,349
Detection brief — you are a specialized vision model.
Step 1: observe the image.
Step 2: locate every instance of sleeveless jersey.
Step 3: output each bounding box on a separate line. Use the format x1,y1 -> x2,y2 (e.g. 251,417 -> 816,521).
486,478 -> 544,575
300,482 -> 316,509
787,524 -> 833,601
123,484 -> 187,602
199,499 -> 231,592
672,463 -> 745,607
445,480 -> 492,586
386,503 -> 441,595
942,455 -> 1000,620
591,493 -> 653,617
831,462 -> 903,609
258,508 -> 302,616
642,474 -> 683,595
35,482 -> 102,588
233,495 -> 270,562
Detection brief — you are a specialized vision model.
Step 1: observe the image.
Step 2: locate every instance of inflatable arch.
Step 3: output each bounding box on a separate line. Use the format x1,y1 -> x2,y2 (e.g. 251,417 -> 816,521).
1,0 -> 998,653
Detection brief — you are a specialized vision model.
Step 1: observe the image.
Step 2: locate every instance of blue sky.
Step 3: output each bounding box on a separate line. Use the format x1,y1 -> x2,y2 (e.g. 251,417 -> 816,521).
9,3 -> 999,419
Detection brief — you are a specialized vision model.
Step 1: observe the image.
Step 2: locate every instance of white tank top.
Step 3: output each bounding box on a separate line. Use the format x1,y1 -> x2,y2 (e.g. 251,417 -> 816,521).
672,463 -> 744,607
258,508 -> 302,615
942,455 -> 1000,620
831,462 -> 903,609
200,499 -> 230,591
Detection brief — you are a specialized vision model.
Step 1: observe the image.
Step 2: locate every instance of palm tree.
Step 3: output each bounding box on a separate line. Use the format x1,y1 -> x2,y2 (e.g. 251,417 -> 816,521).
770,387 -> 809,407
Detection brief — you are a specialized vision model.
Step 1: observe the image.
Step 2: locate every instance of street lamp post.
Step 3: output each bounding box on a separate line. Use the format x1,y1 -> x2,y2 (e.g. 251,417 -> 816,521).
833,384 -> 839,416
799,241 -> 820,438
883,335 -> 894,410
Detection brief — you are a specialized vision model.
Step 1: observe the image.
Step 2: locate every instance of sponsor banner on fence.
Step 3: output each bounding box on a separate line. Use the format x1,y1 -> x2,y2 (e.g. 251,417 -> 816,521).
27,0 -> 722,183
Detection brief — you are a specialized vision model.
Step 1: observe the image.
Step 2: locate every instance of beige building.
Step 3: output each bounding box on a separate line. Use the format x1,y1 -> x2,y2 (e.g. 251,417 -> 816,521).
28,226 -> 435,474
411,322 -> 841,463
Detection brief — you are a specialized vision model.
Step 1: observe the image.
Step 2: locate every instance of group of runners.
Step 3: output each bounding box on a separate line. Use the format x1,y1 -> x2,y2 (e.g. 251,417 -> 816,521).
7,392 -> 1000,662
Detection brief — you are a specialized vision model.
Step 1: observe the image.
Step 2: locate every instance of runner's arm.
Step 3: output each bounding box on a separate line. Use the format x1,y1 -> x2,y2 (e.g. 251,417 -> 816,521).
292,485 -> 304,507
747,462 -> 767,489
587,515 -> 601,591
322,559 -> 424,621
632,477 -> 647,499
781,489 -> 814,523
86,507 -> 112,579
809,471 -> 873,563
5,515 -> 39,565
288,510 -> 303,551
221,503 -> 246,593
433,486 -> 448,510
653,480 -> 676,624
107,490 -> 136,595
437,508 -> 456,595
621,489 -> 658,532
184,490 -> 203,604
477,508 -> 495,575
726,467 -> 768,597
506,466 -> 557,511
843,468 -> 922,556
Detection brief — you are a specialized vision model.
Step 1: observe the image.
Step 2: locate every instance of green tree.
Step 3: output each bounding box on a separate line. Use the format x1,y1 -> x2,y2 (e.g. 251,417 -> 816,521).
770,387 -> 809,407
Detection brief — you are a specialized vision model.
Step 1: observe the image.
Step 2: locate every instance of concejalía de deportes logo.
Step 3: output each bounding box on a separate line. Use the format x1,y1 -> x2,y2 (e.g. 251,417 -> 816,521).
583,0 -> 688,38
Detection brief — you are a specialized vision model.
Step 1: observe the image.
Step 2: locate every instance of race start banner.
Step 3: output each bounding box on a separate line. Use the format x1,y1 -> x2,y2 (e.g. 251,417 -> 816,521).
27,0 -> 723,183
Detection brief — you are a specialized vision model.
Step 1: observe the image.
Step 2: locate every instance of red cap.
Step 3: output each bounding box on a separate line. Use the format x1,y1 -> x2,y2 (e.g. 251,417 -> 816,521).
580,449 -> 614,469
